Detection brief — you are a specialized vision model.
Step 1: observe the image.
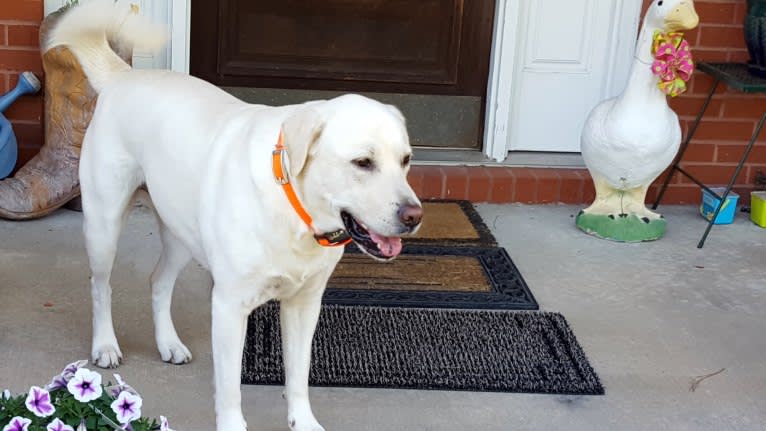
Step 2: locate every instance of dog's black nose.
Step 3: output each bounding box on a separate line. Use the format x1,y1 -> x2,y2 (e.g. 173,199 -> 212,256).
398,204 -> 423,228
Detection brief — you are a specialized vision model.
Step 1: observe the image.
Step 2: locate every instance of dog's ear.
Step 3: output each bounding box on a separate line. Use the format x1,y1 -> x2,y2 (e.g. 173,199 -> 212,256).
281,106 -> 325,178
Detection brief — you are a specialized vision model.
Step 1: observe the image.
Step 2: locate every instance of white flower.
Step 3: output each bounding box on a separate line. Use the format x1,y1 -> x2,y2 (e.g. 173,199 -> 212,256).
110,390 -> 143,425
2,389 -> 10,400
76,420 -> 86,431
160,416 -> 175,431
46,418 -> 75,431
66,368 -> 103,402
2,416 -> 31,431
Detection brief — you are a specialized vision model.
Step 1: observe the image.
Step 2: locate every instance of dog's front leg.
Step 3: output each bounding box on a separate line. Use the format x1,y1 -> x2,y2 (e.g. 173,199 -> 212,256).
280,274 -> 329,431
211,287 -> 250,431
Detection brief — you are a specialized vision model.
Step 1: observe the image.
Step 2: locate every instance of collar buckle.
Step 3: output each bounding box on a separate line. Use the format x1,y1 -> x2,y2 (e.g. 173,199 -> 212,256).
315,229 -> 353,247
272,148 -> 290,185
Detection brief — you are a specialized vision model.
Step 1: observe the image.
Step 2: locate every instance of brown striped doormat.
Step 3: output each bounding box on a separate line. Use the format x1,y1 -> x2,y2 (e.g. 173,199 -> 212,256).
323,201 -> 538,310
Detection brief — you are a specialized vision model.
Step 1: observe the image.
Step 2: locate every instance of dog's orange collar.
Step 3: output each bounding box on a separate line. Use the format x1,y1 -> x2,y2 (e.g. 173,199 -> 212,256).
272,132 -> 352,247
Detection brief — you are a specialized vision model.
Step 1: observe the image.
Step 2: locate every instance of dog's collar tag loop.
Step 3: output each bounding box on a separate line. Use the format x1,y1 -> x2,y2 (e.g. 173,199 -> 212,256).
272,132 -> 352,247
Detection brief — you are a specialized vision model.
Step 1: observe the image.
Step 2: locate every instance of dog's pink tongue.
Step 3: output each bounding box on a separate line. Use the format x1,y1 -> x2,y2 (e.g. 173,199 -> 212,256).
369,232 -> 402,257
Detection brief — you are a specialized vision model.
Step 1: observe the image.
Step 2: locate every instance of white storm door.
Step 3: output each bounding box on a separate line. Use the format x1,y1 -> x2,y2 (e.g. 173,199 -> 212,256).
508,0 -> 639,152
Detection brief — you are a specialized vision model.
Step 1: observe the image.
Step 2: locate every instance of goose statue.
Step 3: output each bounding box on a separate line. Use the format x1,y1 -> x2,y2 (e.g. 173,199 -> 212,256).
577,0 -> 699,242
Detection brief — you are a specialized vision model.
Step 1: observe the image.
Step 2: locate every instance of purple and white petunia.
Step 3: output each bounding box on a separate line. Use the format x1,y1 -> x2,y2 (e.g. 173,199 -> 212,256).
24,386 -> 55,417
107,373 -> 138,397
2,416 -> 31,431
47,360 -> 88,391
110,390 -> 143,425
160,415 -> 175,431
75,420 -> 86,431
66,368 -> 103,402
46,418 -> 75,431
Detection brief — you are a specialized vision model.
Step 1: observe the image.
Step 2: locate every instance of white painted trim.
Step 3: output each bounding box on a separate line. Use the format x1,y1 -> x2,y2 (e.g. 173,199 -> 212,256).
483,0 -> 522,162
170,0 -> 191,73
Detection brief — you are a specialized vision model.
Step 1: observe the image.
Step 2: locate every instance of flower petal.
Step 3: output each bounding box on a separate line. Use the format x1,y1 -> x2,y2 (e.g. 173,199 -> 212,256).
2,416 -> 31,431
66,368 -> 103,403
25,386 -> 55,418
46,418 -> 75,431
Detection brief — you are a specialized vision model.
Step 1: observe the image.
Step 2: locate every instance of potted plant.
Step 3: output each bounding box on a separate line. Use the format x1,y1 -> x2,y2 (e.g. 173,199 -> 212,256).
745,0 -> 766,76
1,361 -> 175,431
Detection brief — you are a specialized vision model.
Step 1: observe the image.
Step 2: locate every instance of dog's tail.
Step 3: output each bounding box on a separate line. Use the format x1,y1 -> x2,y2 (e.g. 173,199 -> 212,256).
44,0 -> 167,93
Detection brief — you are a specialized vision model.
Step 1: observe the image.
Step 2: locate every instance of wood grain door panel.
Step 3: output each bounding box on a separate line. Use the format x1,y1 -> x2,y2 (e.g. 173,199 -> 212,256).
192,0 -> 495,96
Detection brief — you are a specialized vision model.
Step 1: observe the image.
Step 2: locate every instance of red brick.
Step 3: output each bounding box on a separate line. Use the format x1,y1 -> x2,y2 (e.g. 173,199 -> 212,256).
694,119 -> 755,141
466,167 -> 491,202
728,49 -> 750,63
407,166 -> 424,197
3,95 -> 42,122
691,48 -> 730,64
532,168 -> 560,204
442,166 -> 468,200
10,122 -> 43,149
511,168 -> 537,204
695,2 -> 738,25
0,24 -> 6,45
735,1 -> 747,23
721,95 -> 766,119
669,96 -> 723,119
557,169 -> 584,204
747,165 -> 766,184
579,171 -> 597,203
657,185 -> 701,204
680,163 -> 749,185
690,73 -> 728,96
675,142 -> 717,163
419,166 -> 444,200
7,25 -> 38,47
487,167 -> 514,203
0,0 -> 43,21
685,27 -> 702,46
717,144 -> 766,164
698,25 -> 746,50
0,49 -> 42,73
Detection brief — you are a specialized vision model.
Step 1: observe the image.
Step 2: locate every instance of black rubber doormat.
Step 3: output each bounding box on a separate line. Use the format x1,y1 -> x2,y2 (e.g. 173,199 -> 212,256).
327,245 -> 538,310
242,303 -> 604,395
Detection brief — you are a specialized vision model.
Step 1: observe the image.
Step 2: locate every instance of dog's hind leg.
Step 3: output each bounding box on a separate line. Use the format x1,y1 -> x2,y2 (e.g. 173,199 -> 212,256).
151,222 -> 193,364
81,146 -> 142,369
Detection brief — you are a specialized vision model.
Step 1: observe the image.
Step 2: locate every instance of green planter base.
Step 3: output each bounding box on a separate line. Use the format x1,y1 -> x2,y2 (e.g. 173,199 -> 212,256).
575,211 -> 666,243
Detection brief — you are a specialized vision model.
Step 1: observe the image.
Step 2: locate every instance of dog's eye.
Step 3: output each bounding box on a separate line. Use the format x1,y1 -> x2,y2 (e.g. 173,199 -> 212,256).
352,158 -> 374,170
402,154 -> 411,167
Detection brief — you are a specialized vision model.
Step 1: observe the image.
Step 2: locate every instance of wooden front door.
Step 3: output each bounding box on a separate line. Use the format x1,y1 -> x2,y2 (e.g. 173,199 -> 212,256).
190,0 -> 496,149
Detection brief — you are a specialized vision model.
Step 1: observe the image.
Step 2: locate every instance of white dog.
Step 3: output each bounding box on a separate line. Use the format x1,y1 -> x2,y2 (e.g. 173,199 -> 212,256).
48,2 -> 422,430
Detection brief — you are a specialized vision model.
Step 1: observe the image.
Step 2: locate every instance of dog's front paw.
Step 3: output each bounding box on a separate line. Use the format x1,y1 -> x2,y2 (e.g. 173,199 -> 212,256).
92,345 -> 123,368
157,337 -> 192,365
288,412 -> 325,431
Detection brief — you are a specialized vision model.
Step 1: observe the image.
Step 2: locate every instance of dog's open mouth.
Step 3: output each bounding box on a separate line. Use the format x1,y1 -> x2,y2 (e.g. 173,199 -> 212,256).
341,211 -> 402,260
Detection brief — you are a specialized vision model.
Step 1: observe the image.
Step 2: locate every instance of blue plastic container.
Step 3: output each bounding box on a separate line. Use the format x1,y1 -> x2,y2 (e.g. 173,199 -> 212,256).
700,187 -> 739,224
0,114 -> 17,179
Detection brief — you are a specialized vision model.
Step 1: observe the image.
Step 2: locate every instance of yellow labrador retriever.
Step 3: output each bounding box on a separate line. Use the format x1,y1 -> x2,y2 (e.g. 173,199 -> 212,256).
48,2 -> 422,430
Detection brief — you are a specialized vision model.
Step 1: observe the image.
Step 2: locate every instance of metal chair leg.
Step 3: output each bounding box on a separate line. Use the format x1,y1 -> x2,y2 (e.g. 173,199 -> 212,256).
697,111 -> 766,248
653,78 -> 720,210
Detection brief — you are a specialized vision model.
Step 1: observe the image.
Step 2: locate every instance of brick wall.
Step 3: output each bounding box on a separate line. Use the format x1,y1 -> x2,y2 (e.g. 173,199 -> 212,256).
0,0 -> 44,171
655,0 -> 766,204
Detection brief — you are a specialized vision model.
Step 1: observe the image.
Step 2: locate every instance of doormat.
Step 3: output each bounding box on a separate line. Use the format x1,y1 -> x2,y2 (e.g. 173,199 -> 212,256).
326,200 -> 537,310
406,201 -> 496,246
242,302 -> 604,395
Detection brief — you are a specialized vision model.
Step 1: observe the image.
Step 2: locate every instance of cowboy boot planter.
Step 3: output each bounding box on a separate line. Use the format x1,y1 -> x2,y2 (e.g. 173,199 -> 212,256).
0,8 -> 133,220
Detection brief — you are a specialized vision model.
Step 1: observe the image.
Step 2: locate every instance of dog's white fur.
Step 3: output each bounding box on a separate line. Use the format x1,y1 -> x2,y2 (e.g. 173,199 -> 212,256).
51,2 -> 421,430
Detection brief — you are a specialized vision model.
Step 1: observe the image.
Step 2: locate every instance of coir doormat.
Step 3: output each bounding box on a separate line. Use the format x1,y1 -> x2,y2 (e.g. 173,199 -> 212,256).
326,200 -> 538,310
242,302 -> 604,395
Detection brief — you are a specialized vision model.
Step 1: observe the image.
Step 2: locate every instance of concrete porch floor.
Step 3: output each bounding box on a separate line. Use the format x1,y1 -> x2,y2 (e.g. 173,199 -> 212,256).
0,204 -> 764,431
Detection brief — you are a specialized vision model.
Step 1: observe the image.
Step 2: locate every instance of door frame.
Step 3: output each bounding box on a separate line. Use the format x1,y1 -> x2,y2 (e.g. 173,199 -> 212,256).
484,0 -> 643,160
45,0 -> 642,161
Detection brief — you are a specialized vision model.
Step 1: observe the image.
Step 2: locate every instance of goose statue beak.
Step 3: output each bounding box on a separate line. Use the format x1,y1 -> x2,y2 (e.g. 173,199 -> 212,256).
664,1 -> 699,32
